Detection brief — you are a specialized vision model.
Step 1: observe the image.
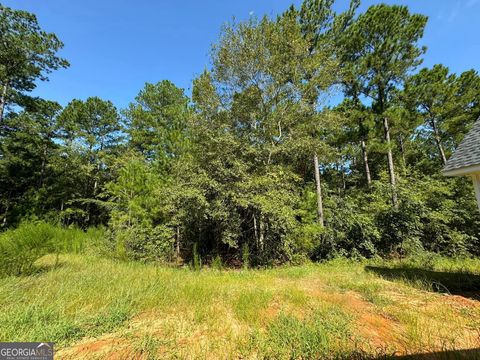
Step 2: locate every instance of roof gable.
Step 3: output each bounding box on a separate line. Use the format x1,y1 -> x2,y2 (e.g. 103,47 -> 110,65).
444,119 -> 480,175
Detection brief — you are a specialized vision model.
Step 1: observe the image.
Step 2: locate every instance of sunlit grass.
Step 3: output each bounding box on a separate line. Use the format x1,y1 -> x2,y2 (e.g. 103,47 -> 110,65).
0,254 -> 479,359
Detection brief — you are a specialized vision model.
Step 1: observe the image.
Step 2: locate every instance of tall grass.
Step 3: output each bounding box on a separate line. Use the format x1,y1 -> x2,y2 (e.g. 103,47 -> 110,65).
248,308 -> 353,359
0,221 -> 104,277
0,224 -> 479,358
0,254 -> 478,358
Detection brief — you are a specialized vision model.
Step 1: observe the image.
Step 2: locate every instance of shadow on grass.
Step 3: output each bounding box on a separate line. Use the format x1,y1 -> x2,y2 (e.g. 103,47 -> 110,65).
30,261 -> 65,275
382,348 -> 480,359
1,259 -> 66,278
349,348 -> 480,359
365,266 -> 480,300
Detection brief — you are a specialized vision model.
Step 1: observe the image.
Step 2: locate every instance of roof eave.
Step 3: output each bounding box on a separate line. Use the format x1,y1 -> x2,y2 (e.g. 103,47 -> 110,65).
443,163 -> 480,177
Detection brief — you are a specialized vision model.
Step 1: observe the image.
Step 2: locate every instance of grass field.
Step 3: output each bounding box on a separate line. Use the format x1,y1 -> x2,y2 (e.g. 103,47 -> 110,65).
0,255 -> 479,359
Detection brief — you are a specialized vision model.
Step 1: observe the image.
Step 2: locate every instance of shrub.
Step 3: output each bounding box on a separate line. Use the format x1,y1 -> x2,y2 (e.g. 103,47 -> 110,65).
109,225 -> 175,262
211,254 -> 223,270
0,221 -> 57,276
54,226 -> 106,255
0,221 -> 106,277
191,242 -> 202,271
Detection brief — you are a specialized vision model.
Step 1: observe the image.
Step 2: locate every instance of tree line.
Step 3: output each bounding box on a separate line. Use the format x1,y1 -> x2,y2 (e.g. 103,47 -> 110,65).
1,1 -> 479,266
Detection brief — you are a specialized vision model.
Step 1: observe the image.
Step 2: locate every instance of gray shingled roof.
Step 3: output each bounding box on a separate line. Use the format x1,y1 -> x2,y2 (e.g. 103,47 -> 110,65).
443,119 -> 480,174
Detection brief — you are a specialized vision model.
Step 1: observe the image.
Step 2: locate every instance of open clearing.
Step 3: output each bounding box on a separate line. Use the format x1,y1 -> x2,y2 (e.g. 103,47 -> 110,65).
0,255 -> 479,359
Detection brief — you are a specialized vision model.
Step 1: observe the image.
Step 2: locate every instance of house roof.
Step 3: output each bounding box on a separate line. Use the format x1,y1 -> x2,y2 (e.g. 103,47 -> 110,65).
443,119 -> 480,176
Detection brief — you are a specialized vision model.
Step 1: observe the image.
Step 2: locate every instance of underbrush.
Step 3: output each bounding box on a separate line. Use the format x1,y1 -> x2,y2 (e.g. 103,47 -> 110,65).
0,221 -> 105,276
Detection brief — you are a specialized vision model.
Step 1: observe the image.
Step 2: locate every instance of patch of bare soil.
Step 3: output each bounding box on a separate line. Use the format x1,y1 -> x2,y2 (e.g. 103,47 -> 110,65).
58,306 -> 245,359
254,279 -> 407,355
443,294 -> 480,309
310,288 -> 406,354
58,336 -> 132,360
58,280 -> 480,359
263,299 -> 281,320
349,294 -> 405,352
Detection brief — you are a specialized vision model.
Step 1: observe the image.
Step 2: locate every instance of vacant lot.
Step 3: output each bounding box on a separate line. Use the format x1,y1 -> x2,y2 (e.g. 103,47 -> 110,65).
0,255 -> 479,359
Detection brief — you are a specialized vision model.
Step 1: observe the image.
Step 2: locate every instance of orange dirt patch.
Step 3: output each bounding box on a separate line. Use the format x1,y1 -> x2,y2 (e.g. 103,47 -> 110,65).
56,279 -> 480,359
104,347 -> 138,360
444,294 -> 480,309
318,290 -> 405,353
349,294 -> 404,349
263,300 -> 281,320
58,336 -> 131,360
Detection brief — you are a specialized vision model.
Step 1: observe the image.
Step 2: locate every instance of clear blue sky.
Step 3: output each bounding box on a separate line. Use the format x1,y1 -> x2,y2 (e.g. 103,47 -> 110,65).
3,0 -> 480,109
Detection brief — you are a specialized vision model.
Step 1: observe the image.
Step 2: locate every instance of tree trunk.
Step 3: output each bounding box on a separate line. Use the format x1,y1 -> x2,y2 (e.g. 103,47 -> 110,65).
87,162 -> 101,225
361,140 -> 372,187
398,135 -> 408,176
1,197 -> 9,228
313,153 -> 325,226
0,82 -> 8,123
93,179 -> 98,196
472,174 -> 480,213
259,214 -> 265,252
383,117 -> 398,207
59,199 -> 65,226
431,118 -> 447,165
253,214 -> 259,249
176,226 -> 181,261
38,144 -> 48,188
93,161 -> 101,196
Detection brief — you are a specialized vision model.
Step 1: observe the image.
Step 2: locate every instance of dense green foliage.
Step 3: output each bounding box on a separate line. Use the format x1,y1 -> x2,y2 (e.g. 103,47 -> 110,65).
0,1 -> 479,267
0,4 -> 68,123
0,222 -> 104,276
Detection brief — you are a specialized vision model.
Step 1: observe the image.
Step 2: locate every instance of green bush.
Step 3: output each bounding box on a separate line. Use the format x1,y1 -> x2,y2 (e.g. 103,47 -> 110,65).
109,225 -> 175,262
191,242 -> 202,271
0,221 -> 106,277
0,222 -> 57,276
211,254 -> 223,270
54,226 -> 106,255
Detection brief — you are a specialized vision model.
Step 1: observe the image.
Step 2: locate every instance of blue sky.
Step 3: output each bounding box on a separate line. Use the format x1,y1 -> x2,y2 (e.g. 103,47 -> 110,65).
3,0 -> 480,109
